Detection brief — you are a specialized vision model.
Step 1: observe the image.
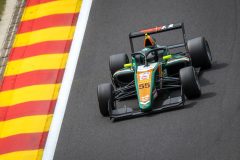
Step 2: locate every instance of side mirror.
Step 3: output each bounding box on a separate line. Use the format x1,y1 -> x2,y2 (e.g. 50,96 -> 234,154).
124,63 -> 132,68
163,55 -> 172,61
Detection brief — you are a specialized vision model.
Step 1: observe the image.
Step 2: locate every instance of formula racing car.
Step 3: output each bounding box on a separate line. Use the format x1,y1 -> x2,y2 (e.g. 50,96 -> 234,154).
97,23 -> 212,121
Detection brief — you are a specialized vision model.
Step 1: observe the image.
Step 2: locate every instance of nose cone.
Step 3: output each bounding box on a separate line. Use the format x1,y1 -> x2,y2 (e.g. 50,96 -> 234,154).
139,101 -> 152,112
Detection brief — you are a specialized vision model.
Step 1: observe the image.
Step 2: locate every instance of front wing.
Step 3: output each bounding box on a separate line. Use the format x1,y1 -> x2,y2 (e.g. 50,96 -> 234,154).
109,95 -> 185,121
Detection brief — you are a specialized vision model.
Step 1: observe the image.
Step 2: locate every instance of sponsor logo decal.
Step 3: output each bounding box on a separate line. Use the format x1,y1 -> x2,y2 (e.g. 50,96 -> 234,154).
140,24 -> 174,33
140,95 -> 150,104
139,72 -> 150,80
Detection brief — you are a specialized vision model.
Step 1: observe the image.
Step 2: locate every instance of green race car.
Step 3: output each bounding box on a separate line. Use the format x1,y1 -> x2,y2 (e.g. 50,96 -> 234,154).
97,23 -> 212,121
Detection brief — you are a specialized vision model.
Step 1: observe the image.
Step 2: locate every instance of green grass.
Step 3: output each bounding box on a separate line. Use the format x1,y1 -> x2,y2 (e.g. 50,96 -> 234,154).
0,0 -> 6,18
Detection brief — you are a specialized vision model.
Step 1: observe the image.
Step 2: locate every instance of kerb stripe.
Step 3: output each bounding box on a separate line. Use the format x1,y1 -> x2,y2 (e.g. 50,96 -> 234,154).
0,133 -> 48,154
0,100 -> 56,121
9,40 -> 72,61
18,13 -> 78,34
1,69 -> 64,91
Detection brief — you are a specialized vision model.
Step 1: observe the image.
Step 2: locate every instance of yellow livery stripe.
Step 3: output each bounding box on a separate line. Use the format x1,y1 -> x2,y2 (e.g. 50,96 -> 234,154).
22,0 -> 82,21
0,149 -> 43,160
0,115 -> 52,138
13,26 -> 75,47
5,54 -> 68,76
0,84 -> 60,107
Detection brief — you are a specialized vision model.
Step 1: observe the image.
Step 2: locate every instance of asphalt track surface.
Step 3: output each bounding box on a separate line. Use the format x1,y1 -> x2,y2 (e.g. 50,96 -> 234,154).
54,0 -> 240,159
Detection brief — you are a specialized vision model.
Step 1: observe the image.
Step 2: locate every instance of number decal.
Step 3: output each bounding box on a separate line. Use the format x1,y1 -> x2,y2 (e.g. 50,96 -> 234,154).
139,83 -> 150,89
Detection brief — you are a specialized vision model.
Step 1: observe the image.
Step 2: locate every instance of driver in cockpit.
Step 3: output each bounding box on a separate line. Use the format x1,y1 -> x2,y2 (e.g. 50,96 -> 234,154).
142,34 -> 167,62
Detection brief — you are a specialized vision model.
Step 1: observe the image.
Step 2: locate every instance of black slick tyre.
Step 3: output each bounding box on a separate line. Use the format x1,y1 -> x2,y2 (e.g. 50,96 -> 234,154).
97,83 -> 114,117
187,37 -> 212,69
180,66 -> 201,99
109,53 -> 129,76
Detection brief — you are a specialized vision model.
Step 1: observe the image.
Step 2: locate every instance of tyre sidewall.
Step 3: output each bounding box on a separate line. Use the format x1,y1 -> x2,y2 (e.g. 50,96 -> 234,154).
97,83 -> 114,116
180,66 -> 201,99
109,53 -> 129,76
188,37 -> 212,69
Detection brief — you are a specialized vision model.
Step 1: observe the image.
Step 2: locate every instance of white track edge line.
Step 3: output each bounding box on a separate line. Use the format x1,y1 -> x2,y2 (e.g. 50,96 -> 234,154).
42,0 -> 93,159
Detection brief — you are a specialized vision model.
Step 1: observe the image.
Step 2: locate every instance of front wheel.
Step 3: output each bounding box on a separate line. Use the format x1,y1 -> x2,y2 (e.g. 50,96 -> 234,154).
180,66 -> 201,99
97,83 -> 114,117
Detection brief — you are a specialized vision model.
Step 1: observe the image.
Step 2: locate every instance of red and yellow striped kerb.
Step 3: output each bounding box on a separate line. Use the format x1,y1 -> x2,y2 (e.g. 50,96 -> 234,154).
0,0 -> 82,159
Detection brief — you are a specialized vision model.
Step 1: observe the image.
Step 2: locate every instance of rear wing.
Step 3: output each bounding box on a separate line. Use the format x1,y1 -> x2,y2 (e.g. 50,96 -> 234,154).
129,23 -> 188,52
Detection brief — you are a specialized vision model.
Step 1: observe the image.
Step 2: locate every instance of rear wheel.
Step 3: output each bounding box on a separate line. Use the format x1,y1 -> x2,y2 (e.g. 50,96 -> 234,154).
188,37 -> 212,69
109,53 -> 129,76
180,66 -> 201,99
97,83 -> 114,117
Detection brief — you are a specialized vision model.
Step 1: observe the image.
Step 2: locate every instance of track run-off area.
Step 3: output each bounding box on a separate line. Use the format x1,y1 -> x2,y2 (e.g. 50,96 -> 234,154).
54,0 -> 240,160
